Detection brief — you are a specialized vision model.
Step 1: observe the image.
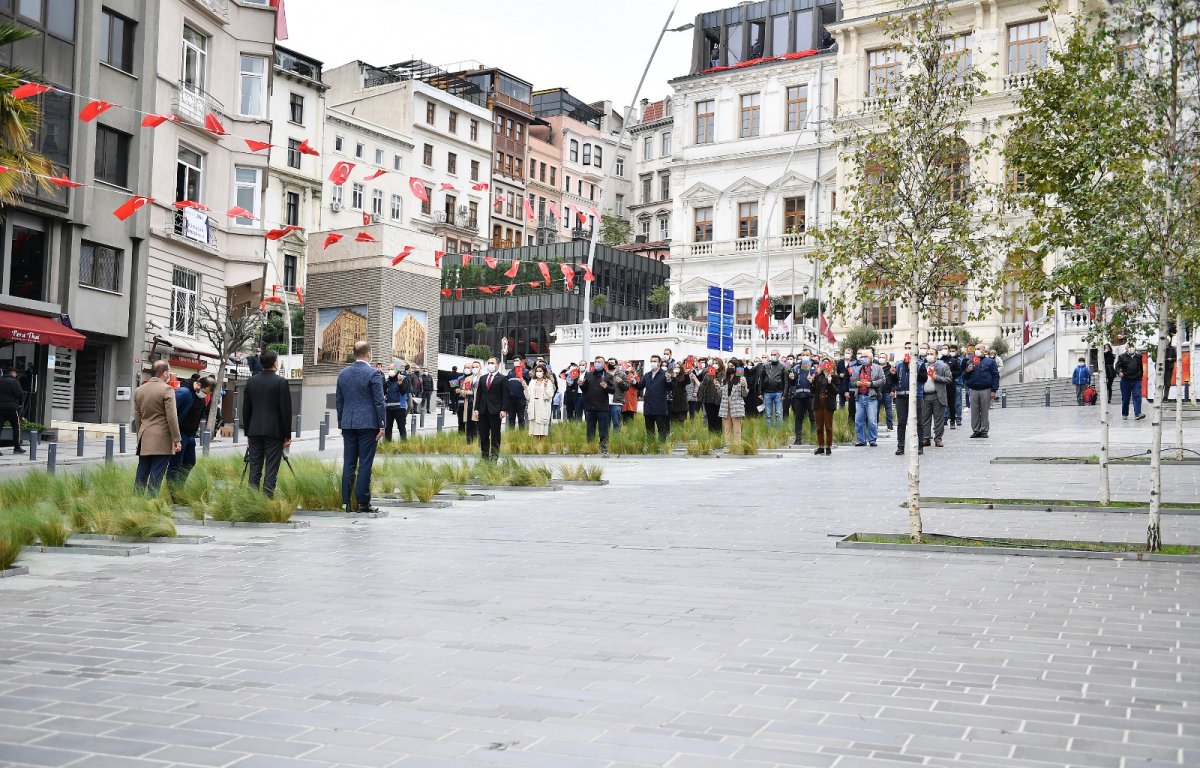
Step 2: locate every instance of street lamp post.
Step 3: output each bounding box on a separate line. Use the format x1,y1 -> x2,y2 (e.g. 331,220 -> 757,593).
581,4 -> 691,363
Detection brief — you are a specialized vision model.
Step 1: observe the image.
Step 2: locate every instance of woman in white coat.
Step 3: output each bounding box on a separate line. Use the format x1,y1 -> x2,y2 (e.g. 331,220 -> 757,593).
527,363 -> 555,439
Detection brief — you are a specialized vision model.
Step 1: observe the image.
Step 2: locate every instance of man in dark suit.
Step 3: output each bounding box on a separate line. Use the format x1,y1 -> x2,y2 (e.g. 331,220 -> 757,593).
335,341 -> 386,512
472,356 -> 510,460
241,349 -> 293,498
635,354 -> 671,439
0,369 -> 27,455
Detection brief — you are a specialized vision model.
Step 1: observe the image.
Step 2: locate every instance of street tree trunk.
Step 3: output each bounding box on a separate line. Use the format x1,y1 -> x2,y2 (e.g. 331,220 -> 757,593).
1175,313 -> 1184,461
1148,296 -> 1169,552
907,306 -> 922,543
1097,333 -> 1111,505
206,360 -> 228,436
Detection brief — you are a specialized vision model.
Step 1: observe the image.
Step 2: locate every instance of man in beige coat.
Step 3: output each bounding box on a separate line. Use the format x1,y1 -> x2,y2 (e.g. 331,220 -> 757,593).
133,360 -> 182,494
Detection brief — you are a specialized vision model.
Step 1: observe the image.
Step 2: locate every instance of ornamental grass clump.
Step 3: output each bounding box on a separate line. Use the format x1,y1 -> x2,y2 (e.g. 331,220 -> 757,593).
0,521 -> 25,570
558,463 -> 604,482
110,499 -> 178,540
277,458 -> 342,510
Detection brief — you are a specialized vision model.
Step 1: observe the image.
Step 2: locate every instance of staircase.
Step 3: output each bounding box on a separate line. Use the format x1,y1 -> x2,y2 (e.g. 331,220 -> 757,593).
998,379 -> 1079,407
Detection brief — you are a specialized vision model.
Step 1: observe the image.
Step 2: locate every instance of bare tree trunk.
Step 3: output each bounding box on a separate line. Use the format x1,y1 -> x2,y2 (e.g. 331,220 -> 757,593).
206,360 -> 227,436
908,307 -> 922,543
1175,313 -> 1184,461
1148,297 -> 1169,552
1097,332 -> 1111,505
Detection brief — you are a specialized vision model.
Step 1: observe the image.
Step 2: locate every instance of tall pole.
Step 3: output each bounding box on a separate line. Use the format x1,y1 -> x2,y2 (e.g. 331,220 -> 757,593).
582,2 -> 680,363
1019,293 -> 1025,383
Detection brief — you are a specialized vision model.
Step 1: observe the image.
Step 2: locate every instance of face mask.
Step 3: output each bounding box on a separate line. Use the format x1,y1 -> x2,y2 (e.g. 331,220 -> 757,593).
648,361 -> 659,370
535,371 -> 543,378
926,355 -> 936,363
486,363 -> 497,373
771,355 -> 779,362
859,357 -> 869,365
596,362 -> 606,371
801,356 -> 810,363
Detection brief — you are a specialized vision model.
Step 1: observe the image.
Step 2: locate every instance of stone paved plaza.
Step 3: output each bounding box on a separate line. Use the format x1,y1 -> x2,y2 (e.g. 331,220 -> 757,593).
1,405 -> 1198,768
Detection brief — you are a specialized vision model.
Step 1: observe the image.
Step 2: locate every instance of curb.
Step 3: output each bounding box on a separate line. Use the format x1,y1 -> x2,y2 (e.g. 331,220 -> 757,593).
836,534 -> 1200,563
0,566 -> 29,577
70,534 -> 215,545
173,519 -> 310,529
35,544 -> 149,556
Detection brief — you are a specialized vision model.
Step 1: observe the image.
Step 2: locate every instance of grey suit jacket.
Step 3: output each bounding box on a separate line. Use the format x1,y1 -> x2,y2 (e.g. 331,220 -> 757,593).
921,361 -> 952,406
335,361 -> 386,430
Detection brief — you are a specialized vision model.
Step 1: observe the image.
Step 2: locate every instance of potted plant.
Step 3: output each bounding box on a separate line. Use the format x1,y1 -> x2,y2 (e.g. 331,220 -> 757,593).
20,421 -> 56,443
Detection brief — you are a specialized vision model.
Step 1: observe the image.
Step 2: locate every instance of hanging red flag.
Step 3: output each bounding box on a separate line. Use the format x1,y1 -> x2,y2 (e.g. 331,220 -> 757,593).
522,197 -> 536,222
538,262 -> 551,284
141,114 -> 178,127
113,195 -> 153,221
48,173 -> 84,188
560,263 -> 576,290
265,225 -> 302,240
504,284 -> 517,295
484,257 -> 498,269
528,281 -> 541,288
504,260 -> 520,278
478,286 -> 498,295
454,288 -> 464,299
1022,306 -> 1032,345
174,200 -> 209,211
297,139 -> 319,156
270,0 -> 289,40
204,114 -> 228,135
260,299 -> 267,312
296,287 -> 304,306
354,231 -> 377,243
322,233 -> 344,249
460,253 -> 472,266
575,209 -> 588,226
440,182 -> 456,191
819,313 -> 836,345
433,250 -> 445,267
79,100 -> 115,122
493,196 -> 504,210
409,177 -> 428,201
441,289 -> 452,298
12,83 -> 53,99
245,139 -> 273,153
391,246 -> 415,266
471,182 -> 489,191
328,161 -> 355,185
548,201 -> 560,219
364,169 -> 387,181
362,211 -> 371,226
754,284 -> 771,337
578,264 -> 596,282
227,206 -> 257,220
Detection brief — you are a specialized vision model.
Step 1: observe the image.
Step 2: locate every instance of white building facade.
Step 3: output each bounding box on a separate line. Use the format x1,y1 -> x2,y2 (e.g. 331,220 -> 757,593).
627,97 -> 675,246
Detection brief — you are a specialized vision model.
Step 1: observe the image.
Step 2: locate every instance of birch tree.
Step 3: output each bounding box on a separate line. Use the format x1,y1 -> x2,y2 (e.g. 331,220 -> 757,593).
817,4 -> 1004,543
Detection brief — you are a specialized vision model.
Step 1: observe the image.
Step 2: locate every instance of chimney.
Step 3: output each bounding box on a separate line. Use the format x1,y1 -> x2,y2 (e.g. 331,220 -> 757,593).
640,97 -> 650,119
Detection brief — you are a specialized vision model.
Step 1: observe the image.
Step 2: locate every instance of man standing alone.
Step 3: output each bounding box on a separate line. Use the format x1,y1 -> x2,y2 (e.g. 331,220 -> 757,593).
242,349 -> 292,498
0,369 -> 26,455
336,341 -> 386,512
133,361 -> 181,494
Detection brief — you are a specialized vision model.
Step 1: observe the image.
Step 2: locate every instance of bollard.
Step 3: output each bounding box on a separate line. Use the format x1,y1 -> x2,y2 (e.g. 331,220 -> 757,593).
46,442 -> 57,474
77,426 -> 85,457
410,412 -> 418,437
323,411 -> 330,430
1002,392 -> 1007,409
419,407 -> 426,428
28,431 -> 38,462
201,429 -> 211,456
436,405 -> 444,433
119,423 -> 127,453
105,435 -> 114,463
232,417 -> 240,444
319,421 -> 327,452
294,414 -> 302,438
1044,389 -> 1051,407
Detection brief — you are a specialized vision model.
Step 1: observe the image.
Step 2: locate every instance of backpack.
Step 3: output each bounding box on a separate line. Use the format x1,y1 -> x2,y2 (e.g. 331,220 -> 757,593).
1083,385 -> 1098,405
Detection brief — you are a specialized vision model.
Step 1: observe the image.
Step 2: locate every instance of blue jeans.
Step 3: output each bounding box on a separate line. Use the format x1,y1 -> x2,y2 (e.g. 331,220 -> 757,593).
135,455 -> 171,495
585,409 -> 610,450
763,392 -> 782,426
882,393 -> 894,429
341,428 -> 378,507
609,403 -> 622,431
855,394 -> 879,444
1119,377 -> 1142,417
167,434 -> 197,486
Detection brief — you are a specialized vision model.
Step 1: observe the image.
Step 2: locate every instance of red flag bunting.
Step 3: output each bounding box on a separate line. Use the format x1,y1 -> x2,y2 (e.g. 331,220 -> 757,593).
504,260 -> 520,278
471,182 -> 489,191
538,262 -> 552,284
354,231 -> 377,243
409,177 -> 429,201
48,173 -> 84,188
391,246 -> 415,266
579,264 -> 595,282
112,195 -> 153,221
267,295 -> 284,303
560,263 -> 576,291
204,114 -> 228,135
328,161 -> 354,186
484,257 -> 498,269
364,169 -> 387,181
454,288 -> 464,299
504,284 -> 517,295
245,139 -> 273,153
440,182 -> 456,191
322,233 -> 344,249
141,114 -> 178,127
478,286 -> 498,295
12,83 -> 53,99
174,200 -> 209,211
297,139 -> 319,156
79,100 -> 115,122
460,253 -> 472,267
441,289 -> 452,298
433,250 -> 445,267
265,225 -> 302,240
528,281 -> 541,288
226,206 -> 257,220
522,197 -> 536,222
296,287 -> 304,306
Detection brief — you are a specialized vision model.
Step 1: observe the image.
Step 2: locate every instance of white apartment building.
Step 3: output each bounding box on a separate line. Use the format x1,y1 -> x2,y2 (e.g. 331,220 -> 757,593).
324,61 -> 494,255
627,97 -> 675,246
321,109 -> 414,234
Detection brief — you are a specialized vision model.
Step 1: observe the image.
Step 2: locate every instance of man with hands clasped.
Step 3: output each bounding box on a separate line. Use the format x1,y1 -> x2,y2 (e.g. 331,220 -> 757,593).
581,355 -> 615,456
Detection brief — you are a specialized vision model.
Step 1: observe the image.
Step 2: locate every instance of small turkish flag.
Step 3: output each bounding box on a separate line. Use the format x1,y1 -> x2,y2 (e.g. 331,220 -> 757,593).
441,289 -> 452,298
328,161 -> 355,186
522,197 -> 536,222
548,201 -> 560,219
471,182 -> 489,191
575,208 -> 588,226
409,177 -> 428,201
362,211 -> 371,226
538,262 -> 552,284
504,260 -> 520,278
433,250 -> 445,267
440,182 -> 456,191
579,265 -> 595,282
322,233 -> 344,249
461,253 -> 472,267
478,286 -> 498,295
12,83 -> 52,99
364,169 -> 387,181
113,195 -> 153,221
754,284 -> 771,337
354,231 -> 377,243
296,287 -> 304,305
454,288 -> 464,299
528,281 -> 541,289
79,101 -> 115,122
204,114 -> 228,135
504,284 -> 517,295
141,114 -> 178,128
560,263 -> 576,290
48,173 -> 84,188
484,257 -> 498,269
227,206 -> 257,220
391,246 -> 415,266
245,139 -> 273,152
297,139 -> 319,156
174,200 -> 209,211
265,225 -> 302,240
0,165 -> 10,174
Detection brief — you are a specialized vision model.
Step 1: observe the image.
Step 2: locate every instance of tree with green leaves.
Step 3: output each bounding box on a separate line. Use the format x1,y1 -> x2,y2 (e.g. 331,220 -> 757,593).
1008,2 -> 1200,550
671,301 -> 697,321
0,23 -> 55,206
600,215 -> 632,246
648,285 -> 670,314
817,3 -> 1004,542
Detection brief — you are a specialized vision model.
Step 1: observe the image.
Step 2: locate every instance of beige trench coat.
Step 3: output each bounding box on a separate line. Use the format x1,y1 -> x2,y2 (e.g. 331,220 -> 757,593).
133,379 -> 182,456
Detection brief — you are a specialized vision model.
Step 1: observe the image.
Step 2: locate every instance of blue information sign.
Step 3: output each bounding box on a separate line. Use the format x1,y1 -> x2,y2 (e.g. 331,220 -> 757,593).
707,287 -> 736,352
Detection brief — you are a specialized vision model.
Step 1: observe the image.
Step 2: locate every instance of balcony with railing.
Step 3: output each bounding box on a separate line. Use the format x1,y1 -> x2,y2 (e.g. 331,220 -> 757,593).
189,0 -> 230,22
683,234 -> 814,258
173,81 -> 224,127
1003,71 -> 1038,91
434,210 -> 479,233
553,317 -> 822,348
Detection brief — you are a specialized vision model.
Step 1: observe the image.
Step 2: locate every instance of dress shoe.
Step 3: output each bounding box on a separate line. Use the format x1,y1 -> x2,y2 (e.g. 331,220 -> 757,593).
814,447 -> 824,455
12,448 -> 25,454
969,432 -> 981,438
935,439 -> 944,447
921,439 -> 931,447
855,442 -> 866,447
895,447 -> 904,455
979,432 -> 989,438
869,442 -> 877,447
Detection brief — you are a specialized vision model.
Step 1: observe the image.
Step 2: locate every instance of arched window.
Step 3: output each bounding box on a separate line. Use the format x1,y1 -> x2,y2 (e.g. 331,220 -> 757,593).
582,143 -> 592,165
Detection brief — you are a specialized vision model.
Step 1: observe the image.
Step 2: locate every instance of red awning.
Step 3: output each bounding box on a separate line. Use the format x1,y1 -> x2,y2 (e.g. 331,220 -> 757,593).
0,309 -> 86,350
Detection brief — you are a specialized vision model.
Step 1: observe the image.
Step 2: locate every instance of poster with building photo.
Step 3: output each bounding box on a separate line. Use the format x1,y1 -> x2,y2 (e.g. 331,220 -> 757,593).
315,306 -> 368,365
392,307 -> 427,368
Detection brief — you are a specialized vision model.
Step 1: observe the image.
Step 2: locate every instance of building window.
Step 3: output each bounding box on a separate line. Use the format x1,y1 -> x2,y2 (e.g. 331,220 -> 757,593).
737,201 -> 759,238
867,48 -> 899,97
330,184 -> 342,207
786,85 -> 808,131
569,139 -> 579,162
1007,19 -> 1048,78
285,191 -> 300,226
942,141 -> 970,201
234,167 -> 261,226
426,101 -> 436,125
355,142 -> 364,159
643,135 -> 653,161
661,132 -> 671,156
565,174 -> 570,193
94,125 -> 130,188
942,33 -> 973,84
421,187 -> 431,216
659,173 -> 670,201
374,148 -> 384,165
334,135 -> 344,152
351,182 -> 364,210
390,194 -> 402,220
372,189 -> 383,216
449,111 -> 458,133
550,167 -> 557,186
283,254 -> 297,291
538,161 -> 546,182
935,279 -> 967,325
594,146 -> 603,169
641,175 -> 652,204
658,215 -> 670,240
739,93 -> 761,138
289,92 -> 304,124
423,144 -> 433,166
468,200 -> 478,225
393,154 -> 402,171
784,196 -> 806,232
615,193 -> 624,216
582,143 -> 592,165
695,99 -> 714,144
181,25 -> 208,95
639,217 -> 651,237
79,241 -> 120,292
447,152 -> 457,175
470,159 -> 480,181
863,296 -> 898,329
286,138 -> 301,169
693,206 -> 713,242
175,145 -> 203,202
100,8 -> 135,73
238,54 -> 267,118
514,157 -> 523,179
470,119 -> 479,141
171,267 -> 198,336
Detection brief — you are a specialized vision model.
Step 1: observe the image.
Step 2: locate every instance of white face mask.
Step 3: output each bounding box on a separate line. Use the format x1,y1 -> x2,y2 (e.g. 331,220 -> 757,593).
926,355 -> 936,363
771,355 -> 779,362
534,371 -> 543,378
486,363 -> 497,373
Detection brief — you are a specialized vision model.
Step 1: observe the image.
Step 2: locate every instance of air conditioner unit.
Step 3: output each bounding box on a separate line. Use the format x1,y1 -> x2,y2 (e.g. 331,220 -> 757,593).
330,201 -> 342,212
370,213 -> 382,223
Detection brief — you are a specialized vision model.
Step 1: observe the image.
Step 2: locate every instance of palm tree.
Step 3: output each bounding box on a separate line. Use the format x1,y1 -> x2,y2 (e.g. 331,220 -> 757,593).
0,22 -> 55,206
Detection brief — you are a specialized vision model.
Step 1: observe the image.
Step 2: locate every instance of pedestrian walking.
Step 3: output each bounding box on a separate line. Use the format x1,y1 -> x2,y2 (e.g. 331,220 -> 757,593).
241,350 -> 292,498
0,369 -> 26,455
384,369 -> 409,441
132,361 -> 182,494
1115,346 -> 1146,420
1103,343 -> 1116,405
335,341 -> 386,512
1072,358 -> 1093,405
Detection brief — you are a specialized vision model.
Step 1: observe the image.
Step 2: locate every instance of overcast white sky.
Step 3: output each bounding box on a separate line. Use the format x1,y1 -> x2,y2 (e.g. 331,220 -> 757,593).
284,0 -> 717,112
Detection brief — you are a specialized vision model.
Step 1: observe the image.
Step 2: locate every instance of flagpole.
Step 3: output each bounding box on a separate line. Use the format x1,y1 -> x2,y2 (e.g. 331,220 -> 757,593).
1019,296 -> 1026,384
581,1 -> 682,364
